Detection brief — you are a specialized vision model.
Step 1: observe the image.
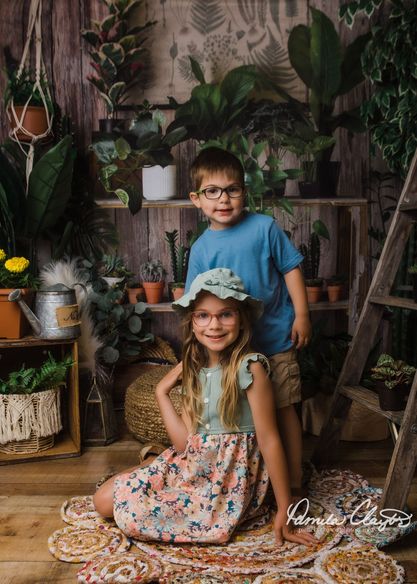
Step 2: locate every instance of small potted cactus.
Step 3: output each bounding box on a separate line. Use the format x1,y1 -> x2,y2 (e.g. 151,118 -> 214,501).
140,260 -> 166,304
165,229 -> 190,300
299,222 -> 330,303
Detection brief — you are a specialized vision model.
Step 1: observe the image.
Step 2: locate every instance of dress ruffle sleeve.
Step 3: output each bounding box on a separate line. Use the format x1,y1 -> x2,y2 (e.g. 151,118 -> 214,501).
238,353 -> 270,390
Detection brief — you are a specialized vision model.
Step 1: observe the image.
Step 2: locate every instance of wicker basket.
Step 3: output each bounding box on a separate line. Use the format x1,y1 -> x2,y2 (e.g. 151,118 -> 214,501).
0,388 -> 62,454
125,366 -> 182,445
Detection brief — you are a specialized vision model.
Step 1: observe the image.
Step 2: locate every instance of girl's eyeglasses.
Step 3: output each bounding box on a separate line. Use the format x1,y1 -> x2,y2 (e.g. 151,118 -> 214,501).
192,309 -> 239,327
196,185 -> 244,200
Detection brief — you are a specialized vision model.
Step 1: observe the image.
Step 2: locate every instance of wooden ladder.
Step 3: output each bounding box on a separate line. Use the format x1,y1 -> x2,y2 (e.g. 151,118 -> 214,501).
312,152 -> 417,511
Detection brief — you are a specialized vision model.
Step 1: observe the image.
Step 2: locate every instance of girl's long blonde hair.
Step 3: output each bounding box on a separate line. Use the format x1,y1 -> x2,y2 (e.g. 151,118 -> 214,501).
181,296 -> 254,432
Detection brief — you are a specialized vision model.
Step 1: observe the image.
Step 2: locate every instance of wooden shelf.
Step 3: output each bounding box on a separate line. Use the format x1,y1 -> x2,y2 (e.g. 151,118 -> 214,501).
0,336 -> 77,348
369,295 -> 417,311
145,300 -> 349,313
340,384 -> 404,425
0,431 -> 80,465
95,197 -> 368,209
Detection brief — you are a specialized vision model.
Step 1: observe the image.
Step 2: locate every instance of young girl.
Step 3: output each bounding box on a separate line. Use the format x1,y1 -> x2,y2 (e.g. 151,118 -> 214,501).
93,268 -> 316,547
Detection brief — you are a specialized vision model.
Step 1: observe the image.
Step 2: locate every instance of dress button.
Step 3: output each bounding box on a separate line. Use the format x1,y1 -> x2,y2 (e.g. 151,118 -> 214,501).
206,372 -> 212,377
205,423 -> 210,429
204,398 -> 209,404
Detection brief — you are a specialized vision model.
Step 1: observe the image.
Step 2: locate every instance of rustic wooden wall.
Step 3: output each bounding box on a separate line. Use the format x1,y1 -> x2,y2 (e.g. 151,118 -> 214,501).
0,0 -> 378,350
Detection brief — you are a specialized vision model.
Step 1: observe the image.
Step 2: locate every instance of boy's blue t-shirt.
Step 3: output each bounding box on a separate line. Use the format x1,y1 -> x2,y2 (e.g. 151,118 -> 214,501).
185,212 -> 304,356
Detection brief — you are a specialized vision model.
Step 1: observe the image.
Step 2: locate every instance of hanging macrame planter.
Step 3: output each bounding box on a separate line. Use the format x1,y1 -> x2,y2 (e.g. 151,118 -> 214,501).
6,0 -> 54,182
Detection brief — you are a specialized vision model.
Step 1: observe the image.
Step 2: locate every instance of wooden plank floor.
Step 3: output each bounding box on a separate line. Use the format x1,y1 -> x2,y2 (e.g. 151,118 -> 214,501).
0,433 -> 416,583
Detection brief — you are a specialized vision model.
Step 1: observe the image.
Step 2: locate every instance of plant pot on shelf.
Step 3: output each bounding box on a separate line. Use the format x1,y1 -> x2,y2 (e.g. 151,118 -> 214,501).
0,288 -> 33,339
143,281 -> 165,304
375,380 -> 406,411
142,165 -> 177,201
127,287 -> 145,304
299,161 -> 340,198
8,105 -> 49,142
306,281 -> 323,304
172,286 -> 185,300
327,284 -> 344,303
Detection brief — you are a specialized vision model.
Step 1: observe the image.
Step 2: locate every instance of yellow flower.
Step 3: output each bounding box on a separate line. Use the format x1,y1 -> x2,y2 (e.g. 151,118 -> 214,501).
4,257 -> 30,274
0,249 -> 6,262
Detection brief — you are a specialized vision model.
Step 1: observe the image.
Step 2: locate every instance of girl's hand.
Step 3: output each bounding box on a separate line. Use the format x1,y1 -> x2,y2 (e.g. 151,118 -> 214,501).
291,315 -> 312,349
274,513 -> 319,547
155,362 -> 183,397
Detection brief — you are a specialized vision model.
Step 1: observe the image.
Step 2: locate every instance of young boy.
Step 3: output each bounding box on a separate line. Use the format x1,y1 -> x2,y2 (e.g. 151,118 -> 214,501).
185,147 -> 312,497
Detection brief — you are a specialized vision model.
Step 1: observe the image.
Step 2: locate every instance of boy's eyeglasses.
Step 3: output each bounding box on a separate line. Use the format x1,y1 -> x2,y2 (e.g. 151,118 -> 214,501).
192,309 -> 239,327
196,185 -> 244,200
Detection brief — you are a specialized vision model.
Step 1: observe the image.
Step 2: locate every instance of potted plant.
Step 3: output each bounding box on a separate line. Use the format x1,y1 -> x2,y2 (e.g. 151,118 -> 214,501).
0,352 -> 73,454
126,280 -> 145,304
165,229 -> 190,300
277,125 -> 336,197
370,353 -> 416,411
91,101 -> 186,214
3,63 -> 54,142
81,0 -> 156,130
97,254 -> 132,289
0,249 -> 38,339
408,264 -> 417,303
326,275 -> 346,303
140,260 -> 166,304
299,220 -> 330,303
287,7 -> 370,194
82,260 -> 153,366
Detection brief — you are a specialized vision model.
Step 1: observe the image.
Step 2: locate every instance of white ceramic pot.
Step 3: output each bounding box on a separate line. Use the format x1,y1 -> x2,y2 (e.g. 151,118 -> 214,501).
142,165 -> 177,200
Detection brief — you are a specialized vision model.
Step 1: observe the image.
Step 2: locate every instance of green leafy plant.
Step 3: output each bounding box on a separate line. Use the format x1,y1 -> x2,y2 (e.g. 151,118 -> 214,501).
408,264 -> 417,275
288,7 -> 370,161
298,220 -> 330,284
140,260 -> 166,283
91,102 -> 186,213
82,259 -> 153,365
167,57 -> 259,142
165,230 -> 190,286
81,0 -> 156,117
0,352 -> 74,395
3,67 -> 54,113
340,0 -> 417,178
370,353 -> 416,390
0,136 -> 74,259
97,254 -> 132,279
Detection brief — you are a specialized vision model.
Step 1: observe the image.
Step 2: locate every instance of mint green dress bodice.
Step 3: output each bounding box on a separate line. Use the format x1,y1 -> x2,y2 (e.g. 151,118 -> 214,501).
195,353 -> 270,435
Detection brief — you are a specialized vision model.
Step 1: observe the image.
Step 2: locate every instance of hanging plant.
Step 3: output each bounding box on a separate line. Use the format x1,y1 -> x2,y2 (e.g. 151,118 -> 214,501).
81,0 -> 157,117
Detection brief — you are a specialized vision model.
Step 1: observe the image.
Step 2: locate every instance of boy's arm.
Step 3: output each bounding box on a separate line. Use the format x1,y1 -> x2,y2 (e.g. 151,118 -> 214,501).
284,267 -> 311,349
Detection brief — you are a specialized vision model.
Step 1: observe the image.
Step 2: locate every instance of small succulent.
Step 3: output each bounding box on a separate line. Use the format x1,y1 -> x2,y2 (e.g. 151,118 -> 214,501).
140,260 -> 166,283
408,264 -> 417,275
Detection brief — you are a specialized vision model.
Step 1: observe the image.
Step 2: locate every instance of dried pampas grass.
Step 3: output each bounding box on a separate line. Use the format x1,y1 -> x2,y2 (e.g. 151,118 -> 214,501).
40,258 -> 106,382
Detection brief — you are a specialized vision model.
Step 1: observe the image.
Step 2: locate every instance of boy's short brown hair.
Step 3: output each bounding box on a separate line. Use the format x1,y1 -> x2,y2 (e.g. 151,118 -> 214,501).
190,147 -> 245,190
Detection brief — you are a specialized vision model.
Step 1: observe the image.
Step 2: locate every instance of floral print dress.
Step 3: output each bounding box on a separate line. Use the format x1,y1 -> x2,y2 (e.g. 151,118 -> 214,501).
113,354 -> 271,544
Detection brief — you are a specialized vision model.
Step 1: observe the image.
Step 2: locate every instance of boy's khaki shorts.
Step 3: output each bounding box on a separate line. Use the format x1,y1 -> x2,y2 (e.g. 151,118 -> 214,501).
269,348 -> 301,408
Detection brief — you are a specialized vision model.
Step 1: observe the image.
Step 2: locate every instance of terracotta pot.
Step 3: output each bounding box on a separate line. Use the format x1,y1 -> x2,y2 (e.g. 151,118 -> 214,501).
172,287 -> 185,300
127,287 -> 145,303
0,288 -> 33,339
327,284 -> 344,302
143,281 -> 165,304
306,286 -> 322,304
9,106 -> 49,142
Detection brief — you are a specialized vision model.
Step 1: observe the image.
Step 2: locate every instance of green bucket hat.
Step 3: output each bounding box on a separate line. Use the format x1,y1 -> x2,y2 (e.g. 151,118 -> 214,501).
172,268 -> 264,320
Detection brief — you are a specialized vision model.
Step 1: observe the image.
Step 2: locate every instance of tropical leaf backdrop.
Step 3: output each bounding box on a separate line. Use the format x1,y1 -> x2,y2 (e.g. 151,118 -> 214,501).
131,0 -> 304,103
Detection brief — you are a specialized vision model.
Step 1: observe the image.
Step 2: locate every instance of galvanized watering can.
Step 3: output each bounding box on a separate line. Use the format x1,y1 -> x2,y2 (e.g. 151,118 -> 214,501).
8,283 -> 87,339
